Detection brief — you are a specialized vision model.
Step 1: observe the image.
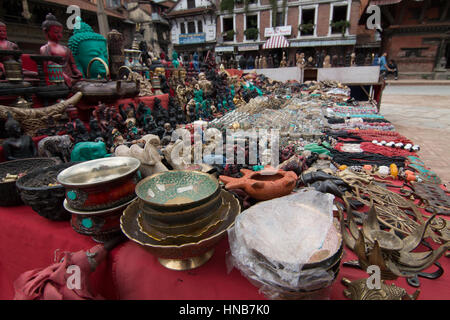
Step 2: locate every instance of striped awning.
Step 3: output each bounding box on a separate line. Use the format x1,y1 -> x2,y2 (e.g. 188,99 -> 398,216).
262,35 -> 289,49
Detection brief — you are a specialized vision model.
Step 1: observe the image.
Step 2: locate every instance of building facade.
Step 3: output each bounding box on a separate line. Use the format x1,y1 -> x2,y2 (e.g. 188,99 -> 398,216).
165,0 -> 217,60
215,0 -> 368,68
126,0 -> 173,56
366,0 -> 450,79
0,0 -> 134,53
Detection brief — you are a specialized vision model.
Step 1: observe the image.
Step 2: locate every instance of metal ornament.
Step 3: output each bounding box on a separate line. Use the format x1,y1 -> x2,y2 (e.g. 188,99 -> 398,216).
342,278 -> 420,300
339,203 -> 450,280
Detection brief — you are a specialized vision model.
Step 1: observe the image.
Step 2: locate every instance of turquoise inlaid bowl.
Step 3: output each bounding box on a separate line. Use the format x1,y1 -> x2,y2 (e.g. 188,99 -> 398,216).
135,171 -> 220,212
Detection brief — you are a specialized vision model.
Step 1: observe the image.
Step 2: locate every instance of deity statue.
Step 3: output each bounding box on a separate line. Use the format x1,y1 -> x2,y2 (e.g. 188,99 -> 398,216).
40,13 -> 83,87
0,21 -> 19,53
323,55 -> 332,68
350,52 -> 356,66
172,50 -> 180,69
2,113 -> 37,161
261,56 -> 268,69
280,52 -> 287,68
255,56 -> 260,69
296,52 -> 306,69
68,16 -> 108,79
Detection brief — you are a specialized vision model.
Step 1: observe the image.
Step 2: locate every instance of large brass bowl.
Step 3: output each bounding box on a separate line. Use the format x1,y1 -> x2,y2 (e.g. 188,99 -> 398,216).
141,195 -> 225,235
135,170 -> 220,213
57,157 -> 141,211
121,190 -> 241,270
137,196 -> 230,245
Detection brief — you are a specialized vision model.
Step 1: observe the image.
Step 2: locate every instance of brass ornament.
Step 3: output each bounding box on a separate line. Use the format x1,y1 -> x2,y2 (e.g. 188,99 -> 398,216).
342,278 -> 420,300
339,203 -> 450,280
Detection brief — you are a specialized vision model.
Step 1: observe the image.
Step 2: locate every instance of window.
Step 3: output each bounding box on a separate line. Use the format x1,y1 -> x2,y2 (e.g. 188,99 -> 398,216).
300,8 -> 315,36
187,21 -> 196,34
331,5 -> 348,34
180,22 -> 186,34
246,15 -> 258,29
106,0 -> 121,9
198,20 -> 203,33
223,17 -> 234,41
187,0 -> 196,9
275,11 -> 285,27
245,15 -> 258,40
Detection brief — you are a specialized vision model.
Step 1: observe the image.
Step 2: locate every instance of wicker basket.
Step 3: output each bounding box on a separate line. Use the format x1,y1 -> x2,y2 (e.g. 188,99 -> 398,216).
16,162 -> 78,221
0,157 -> 60,207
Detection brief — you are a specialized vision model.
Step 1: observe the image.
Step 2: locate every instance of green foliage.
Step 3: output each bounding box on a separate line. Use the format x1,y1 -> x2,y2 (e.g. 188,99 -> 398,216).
220,0 -> 235,12
223,29 -> 236,41
244,28 -> 259,40
330,20 -> 350,35
298,23 -> 315,33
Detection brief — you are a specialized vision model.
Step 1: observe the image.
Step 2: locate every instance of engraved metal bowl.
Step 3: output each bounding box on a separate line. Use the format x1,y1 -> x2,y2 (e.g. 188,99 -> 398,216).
57,157 -> 141,211
135,170 -> 220,213
121,190 -> 241,270
64,197 -> 136,243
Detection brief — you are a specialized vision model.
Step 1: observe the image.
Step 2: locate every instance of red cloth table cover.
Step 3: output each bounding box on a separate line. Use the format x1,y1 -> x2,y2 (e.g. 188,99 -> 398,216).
0,202 -> 449,300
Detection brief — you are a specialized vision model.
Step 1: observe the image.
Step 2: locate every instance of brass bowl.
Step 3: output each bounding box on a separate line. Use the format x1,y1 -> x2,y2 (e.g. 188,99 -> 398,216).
121,190 -> 241,270
135,170 -> 220,213
57,157 -> 141,211
64,197 -> 136,243
140,192 -> 227,235
140,189 -> 222,225
137,197 -> 230,245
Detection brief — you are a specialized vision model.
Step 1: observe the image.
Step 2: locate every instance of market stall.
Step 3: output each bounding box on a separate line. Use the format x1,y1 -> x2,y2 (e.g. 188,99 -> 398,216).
0,15 -> 449,302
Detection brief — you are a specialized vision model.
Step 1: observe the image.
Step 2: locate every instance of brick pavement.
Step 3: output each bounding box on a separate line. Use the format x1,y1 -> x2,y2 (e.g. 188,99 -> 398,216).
380,93 -> 450,185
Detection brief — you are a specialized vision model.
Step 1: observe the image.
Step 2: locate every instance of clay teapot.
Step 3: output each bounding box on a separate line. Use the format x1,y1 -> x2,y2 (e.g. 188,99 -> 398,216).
219,166 -> 298,201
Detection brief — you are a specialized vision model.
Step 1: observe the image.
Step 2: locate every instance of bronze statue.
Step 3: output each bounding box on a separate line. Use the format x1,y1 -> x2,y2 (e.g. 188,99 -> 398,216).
2,113 -> 37,161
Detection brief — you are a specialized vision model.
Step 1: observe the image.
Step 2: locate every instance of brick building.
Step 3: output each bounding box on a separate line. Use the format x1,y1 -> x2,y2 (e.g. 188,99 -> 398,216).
363,0 -> 450,79
215,0 -> 370,67
165,0 -> 217,59
0,0 -> 135,53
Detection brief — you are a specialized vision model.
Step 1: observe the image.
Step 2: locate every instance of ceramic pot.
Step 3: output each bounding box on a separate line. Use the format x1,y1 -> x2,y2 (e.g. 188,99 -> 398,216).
219,167 -> 298,201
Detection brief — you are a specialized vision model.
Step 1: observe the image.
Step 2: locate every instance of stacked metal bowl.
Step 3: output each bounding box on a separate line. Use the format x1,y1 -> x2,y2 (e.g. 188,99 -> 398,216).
121,170 -> 241,270
57,157 -> 141,243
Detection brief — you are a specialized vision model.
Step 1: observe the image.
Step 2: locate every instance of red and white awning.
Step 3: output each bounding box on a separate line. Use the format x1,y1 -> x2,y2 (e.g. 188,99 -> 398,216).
262,35 -> 289,49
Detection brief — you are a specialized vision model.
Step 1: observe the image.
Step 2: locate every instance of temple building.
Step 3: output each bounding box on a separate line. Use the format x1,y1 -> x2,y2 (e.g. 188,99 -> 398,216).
0,0 -> 134,53
361,0 -> 450,79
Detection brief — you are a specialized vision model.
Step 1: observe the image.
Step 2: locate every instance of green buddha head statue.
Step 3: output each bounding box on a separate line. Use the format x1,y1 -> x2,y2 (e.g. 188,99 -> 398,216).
68,16 -> 108,79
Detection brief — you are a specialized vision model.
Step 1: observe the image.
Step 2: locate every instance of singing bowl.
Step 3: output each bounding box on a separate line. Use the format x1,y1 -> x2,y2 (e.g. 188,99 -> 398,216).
135,170 -> 220,213
140,189 -> 223,225
64,197 -> 136,243
121,190 -> 241,270
137,198 -> 230,245
57,157 -> 141,211
141,195 -> 225,235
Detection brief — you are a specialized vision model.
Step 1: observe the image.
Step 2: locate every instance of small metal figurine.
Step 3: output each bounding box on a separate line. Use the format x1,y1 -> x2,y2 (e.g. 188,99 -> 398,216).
2,113 -> 37,161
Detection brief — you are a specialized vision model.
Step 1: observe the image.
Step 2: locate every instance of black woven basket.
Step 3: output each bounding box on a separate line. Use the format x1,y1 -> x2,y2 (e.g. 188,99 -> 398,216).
16,162 -> 78,221
0,157 -> 60,207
